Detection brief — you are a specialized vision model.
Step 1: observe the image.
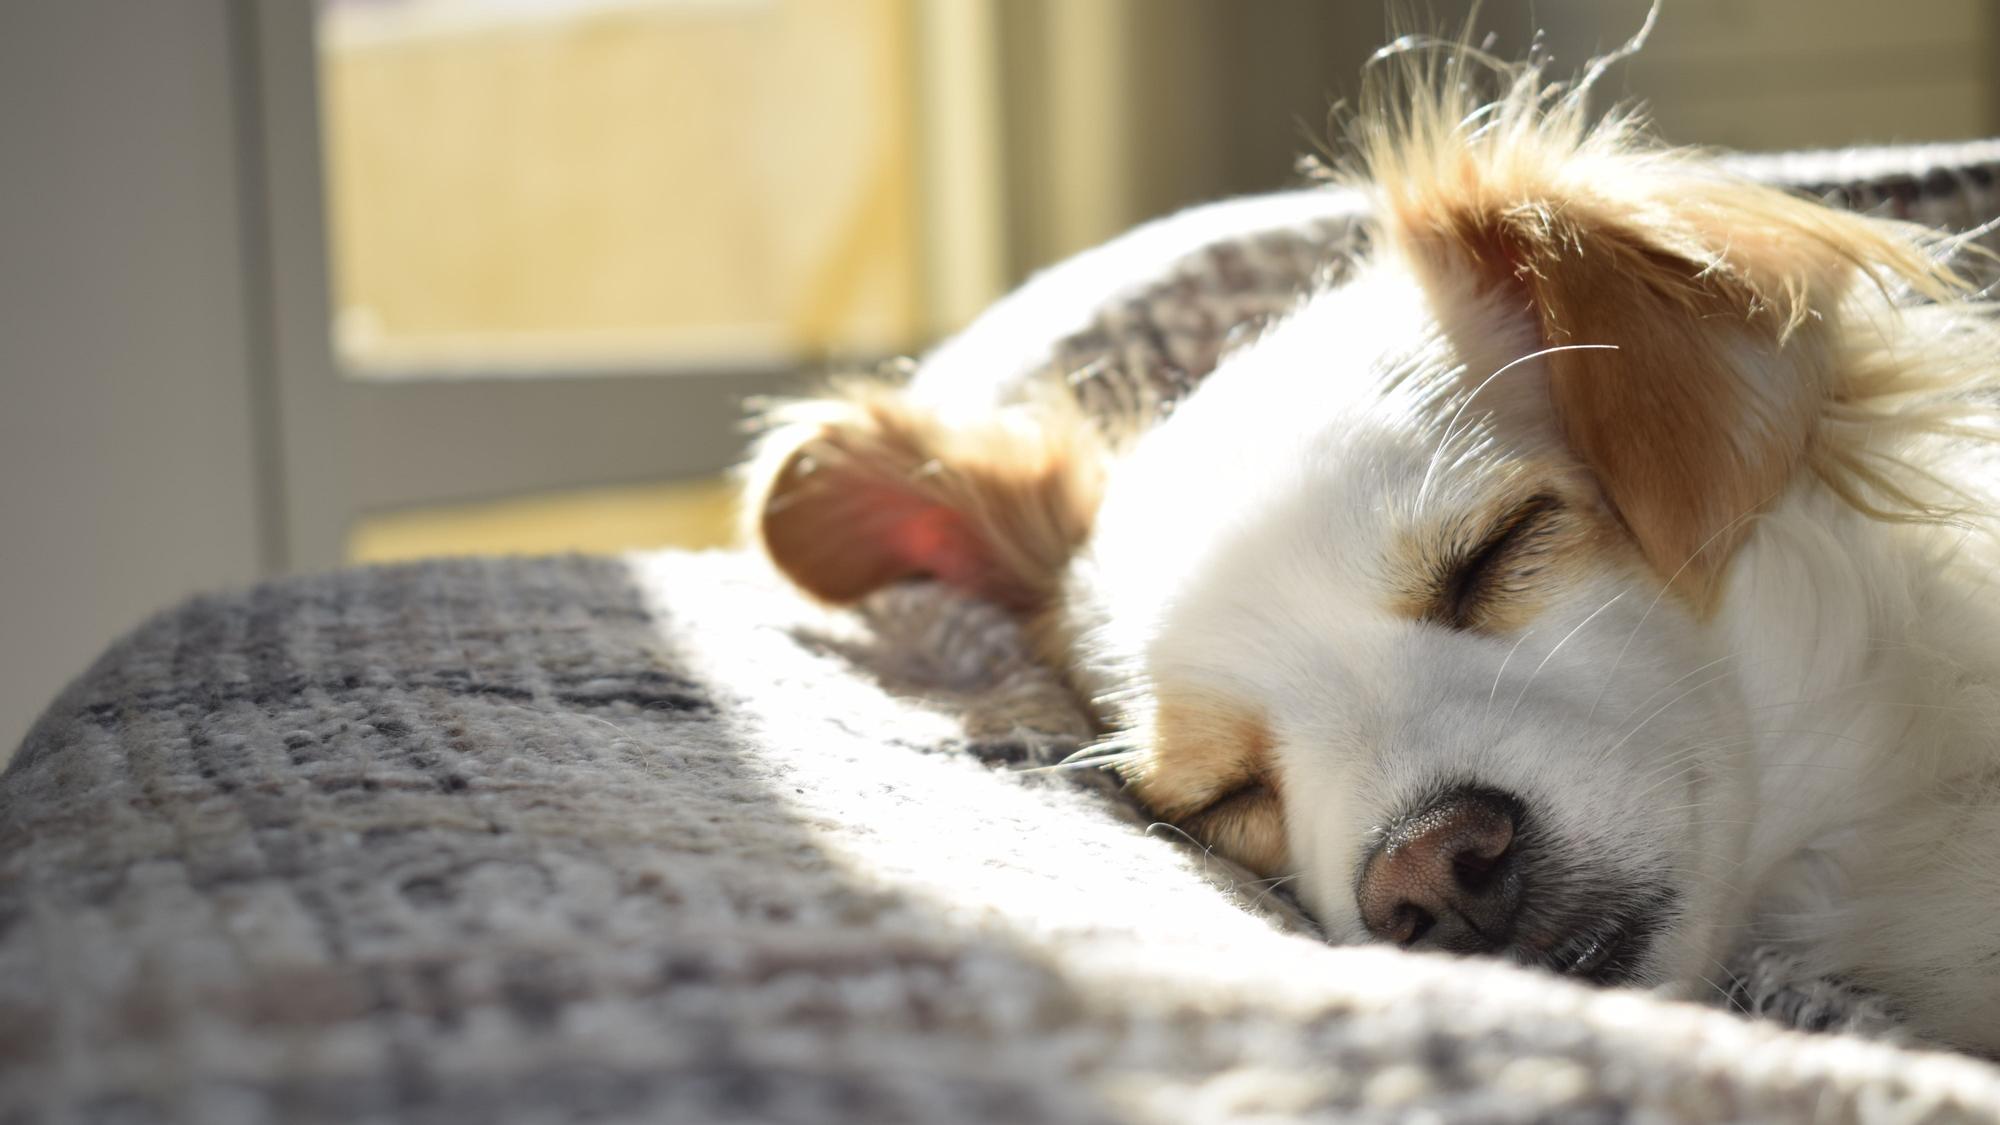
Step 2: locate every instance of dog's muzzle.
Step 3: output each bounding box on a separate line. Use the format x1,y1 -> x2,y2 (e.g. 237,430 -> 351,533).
1355,785 -> 1664,984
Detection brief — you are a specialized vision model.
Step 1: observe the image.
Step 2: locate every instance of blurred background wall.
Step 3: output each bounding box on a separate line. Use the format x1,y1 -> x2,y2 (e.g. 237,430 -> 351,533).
1,2 -> 272,752
4,0 -> 1997,752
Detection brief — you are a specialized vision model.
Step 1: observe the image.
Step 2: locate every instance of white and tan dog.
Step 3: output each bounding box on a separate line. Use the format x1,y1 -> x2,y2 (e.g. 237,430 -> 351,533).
746,43 -> 2000,1053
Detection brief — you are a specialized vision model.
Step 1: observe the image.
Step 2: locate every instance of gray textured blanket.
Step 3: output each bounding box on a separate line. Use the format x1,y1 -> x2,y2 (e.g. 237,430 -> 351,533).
7,551 -> 2000,1123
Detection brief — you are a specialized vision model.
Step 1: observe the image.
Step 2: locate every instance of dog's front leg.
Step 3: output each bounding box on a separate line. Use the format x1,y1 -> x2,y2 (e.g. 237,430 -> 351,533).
1722,945 -> 1909,1043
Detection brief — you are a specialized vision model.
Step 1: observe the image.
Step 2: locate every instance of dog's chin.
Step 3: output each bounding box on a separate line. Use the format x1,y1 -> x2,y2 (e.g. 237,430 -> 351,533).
1513,909 -> 1657,986
1505,866 -> 1682,988
1542,880 -> 1749,1002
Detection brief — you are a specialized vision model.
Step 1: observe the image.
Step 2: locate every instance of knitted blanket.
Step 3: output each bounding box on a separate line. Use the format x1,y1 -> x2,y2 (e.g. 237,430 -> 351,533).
14,140 -> 2000,1122
9,552 -> 2000,1123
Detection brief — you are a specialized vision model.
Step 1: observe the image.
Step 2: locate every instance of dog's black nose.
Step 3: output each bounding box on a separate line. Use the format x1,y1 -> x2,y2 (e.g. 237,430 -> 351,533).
1357,787 -> 1524,953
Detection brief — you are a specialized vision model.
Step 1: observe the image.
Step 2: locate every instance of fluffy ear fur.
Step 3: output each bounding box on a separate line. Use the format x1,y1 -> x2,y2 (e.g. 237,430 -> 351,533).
1390,180 -> 1847,599
745,380 -> 1105,611
1345,45 -> 1968,603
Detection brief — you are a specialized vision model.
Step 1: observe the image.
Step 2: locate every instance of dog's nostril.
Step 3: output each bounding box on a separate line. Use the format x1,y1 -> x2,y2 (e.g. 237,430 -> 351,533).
1356,786 -> 1524,954
1451,839 -> 1509,891
1387,903 -> 1436,947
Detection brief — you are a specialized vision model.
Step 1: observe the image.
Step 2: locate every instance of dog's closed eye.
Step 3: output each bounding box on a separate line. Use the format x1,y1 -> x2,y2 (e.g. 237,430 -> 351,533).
1180,780 -> 1288,875
1428,493 -> 1565,632
1121,701 -> 1292,876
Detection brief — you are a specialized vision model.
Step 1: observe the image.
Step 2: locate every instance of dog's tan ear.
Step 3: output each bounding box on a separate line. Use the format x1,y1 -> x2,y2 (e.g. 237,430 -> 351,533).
746,382 -> 1104,611
1386,173 -> 1932,603
1345,49 -> 1961,603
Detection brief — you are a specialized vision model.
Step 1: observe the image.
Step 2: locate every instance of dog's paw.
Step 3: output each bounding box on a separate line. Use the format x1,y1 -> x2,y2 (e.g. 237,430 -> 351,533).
1723,945 -> 1909,1044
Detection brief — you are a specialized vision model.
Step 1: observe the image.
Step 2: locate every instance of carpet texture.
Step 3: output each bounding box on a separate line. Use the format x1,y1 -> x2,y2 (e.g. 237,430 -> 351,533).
7,551 -> 2000,1123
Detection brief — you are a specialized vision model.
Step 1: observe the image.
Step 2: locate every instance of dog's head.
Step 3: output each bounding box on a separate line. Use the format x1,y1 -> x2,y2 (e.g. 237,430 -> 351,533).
746,53 -> 1970,991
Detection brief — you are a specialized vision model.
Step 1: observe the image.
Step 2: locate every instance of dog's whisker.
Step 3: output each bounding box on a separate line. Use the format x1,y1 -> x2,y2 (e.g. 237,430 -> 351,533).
1738,691 -> 1999,719
1417,343 -> 1620,512
1504,591 -> 1628,728
1602,650 -> 1740,731
1145,821 -> 1219,866
1596,668 -> 1743,764
1625,759 -> 1712,805
1651,928 -> 1741,1004
1485,626 -> 1539,718
1586,502 -> 1771,724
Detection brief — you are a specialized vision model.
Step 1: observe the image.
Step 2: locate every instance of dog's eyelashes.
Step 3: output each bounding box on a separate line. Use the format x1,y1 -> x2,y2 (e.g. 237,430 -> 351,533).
1177,781 -> 1289,874
1190,781 -> 1275,819
1432,493 -> 1564,631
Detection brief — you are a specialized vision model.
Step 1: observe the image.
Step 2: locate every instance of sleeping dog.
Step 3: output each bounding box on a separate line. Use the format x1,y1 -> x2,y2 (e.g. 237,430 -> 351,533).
745,40 -> 2000,1053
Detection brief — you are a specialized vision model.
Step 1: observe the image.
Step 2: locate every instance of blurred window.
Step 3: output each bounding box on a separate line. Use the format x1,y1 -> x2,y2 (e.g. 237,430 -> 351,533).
317,0 -> 932,374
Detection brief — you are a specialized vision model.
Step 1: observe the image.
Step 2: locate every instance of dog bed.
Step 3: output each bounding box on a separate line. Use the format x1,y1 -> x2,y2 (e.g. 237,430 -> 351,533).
10,141 -> 2000,1124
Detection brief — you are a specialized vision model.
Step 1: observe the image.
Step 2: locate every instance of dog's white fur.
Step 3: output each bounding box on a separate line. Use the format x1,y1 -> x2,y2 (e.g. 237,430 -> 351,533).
747,42 -> 2000,1053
